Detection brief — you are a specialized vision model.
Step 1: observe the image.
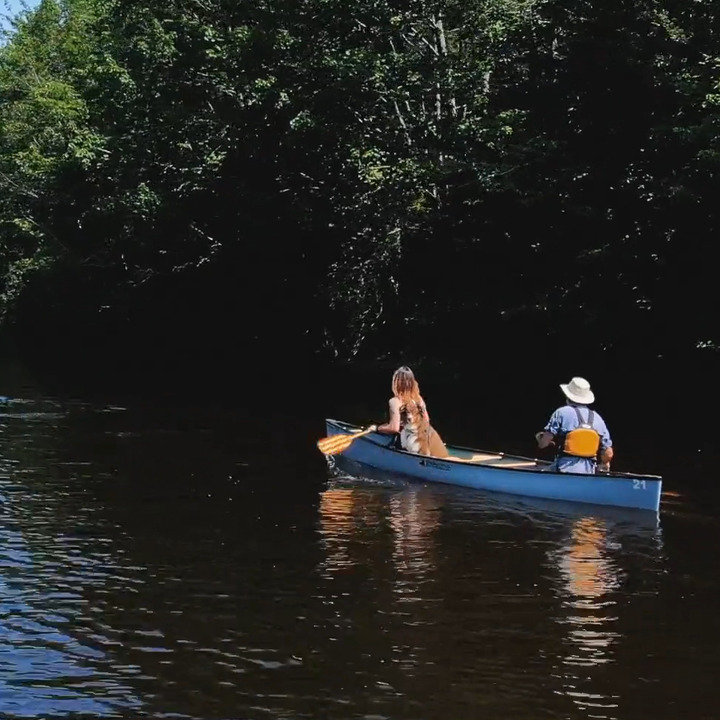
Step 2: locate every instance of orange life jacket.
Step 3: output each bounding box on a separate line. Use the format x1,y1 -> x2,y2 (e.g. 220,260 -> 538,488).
562,407 -> 601,458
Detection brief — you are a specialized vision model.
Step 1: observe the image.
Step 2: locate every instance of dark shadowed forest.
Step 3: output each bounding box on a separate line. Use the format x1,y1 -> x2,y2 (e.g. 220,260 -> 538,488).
0,0 -> 717,407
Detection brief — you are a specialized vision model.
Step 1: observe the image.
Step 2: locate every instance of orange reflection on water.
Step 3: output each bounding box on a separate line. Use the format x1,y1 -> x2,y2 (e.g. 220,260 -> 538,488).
388,490 -> 441,599
560,517 -> 621,605
316,488 -> 381,577
552,516 -> 622,719
317,485 -> 440,591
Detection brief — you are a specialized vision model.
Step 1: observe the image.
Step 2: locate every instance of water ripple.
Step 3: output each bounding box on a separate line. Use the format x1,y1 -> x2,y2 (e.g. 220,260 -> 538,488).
0,397 -> 717,719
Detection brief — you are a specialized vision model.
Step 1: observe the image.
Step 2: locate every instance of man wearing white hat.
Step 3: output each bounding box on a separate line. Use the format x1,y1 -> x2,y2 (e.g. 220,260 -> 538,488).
535,377 -> 614,474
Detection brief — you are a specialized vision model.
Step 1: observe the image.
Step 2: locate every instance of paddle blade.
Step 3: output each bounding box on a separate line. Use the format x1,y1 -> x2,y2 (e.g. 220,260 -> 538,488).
317,433 -> 356,456
317,428 -> 372,456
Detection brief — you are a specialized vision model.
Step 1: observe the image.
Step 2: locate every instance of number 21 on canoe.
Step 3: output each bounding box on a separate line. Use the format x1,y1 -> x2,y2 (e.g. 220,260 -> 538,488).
317,427 -> 376,456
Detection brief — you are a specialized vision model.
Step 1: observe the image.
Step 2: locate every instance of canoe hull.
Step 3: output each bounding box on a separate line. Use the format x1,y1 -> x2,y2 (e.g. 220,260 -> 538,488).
324,420 -> 662,512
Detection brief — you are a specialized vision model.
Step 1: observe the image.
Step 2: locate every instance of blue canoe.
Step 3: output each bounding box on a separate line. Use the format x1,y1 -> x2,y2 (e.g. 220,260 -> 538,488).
324,419 -> 662,512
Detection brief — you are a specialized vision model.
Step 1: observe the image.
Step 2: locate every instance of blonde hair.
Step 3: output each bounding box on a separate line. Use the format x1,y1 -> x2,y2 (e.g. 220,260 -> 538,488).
392,366 -> 422,406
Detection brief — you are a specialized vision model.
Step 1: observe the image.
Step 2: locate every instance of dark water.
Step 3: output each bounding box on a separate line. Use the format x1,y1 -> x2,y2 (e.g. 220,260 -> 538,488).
1,392 -> 719,719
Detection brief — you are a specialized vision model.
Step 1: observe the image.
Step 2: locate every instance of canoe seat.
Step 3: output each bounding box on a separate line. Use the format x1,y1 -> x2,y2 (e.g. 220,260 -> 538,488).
449,454 -> 538,469
480,457 -> 539,468
449,453 -> 502,463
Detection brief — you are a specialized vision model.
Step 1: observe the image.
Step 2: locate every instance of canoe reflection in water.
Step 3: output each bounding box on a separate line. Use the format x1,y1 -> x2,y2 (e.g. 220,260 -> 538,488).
318,458 -> 665,718
316,482 -> 440,593
550,516 -> 624,718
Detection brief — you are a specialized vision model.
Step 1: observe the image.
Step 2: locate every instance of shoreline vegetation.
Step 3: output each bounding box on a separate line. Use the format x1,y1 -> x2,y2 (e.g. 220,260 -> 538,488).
0,0 -> 717,387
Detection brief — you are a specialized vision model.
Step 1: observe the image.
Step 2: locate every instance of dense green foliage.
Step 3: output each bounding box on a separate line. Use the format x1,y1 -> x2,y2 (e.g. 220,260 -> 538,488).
1,0 -> 718,374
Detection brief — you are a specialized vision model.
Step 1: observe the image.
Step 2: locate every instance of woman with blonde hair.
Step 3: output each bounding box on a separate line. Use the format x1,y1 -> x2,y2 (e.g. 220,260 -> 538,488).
370,366 -> 449,457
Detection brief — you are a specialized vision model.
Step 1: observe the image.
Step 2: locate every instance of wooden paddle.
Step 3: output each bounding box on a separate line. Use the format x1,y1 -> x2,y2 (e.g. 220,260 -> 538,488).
317,426 -> 376,456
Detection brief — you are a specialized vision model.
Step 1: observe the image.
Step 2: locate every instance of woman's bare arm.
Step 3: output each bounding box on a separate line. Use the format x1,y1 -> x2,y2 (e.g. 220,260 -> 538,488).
376,398 -> 401,434
419,395 -> 430,424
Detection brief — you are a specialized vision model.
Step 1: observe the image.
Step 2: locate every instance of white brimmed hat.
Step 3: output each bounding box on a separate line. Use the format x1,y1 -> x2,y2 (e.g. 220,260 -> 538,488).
560,376 -> 595,405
